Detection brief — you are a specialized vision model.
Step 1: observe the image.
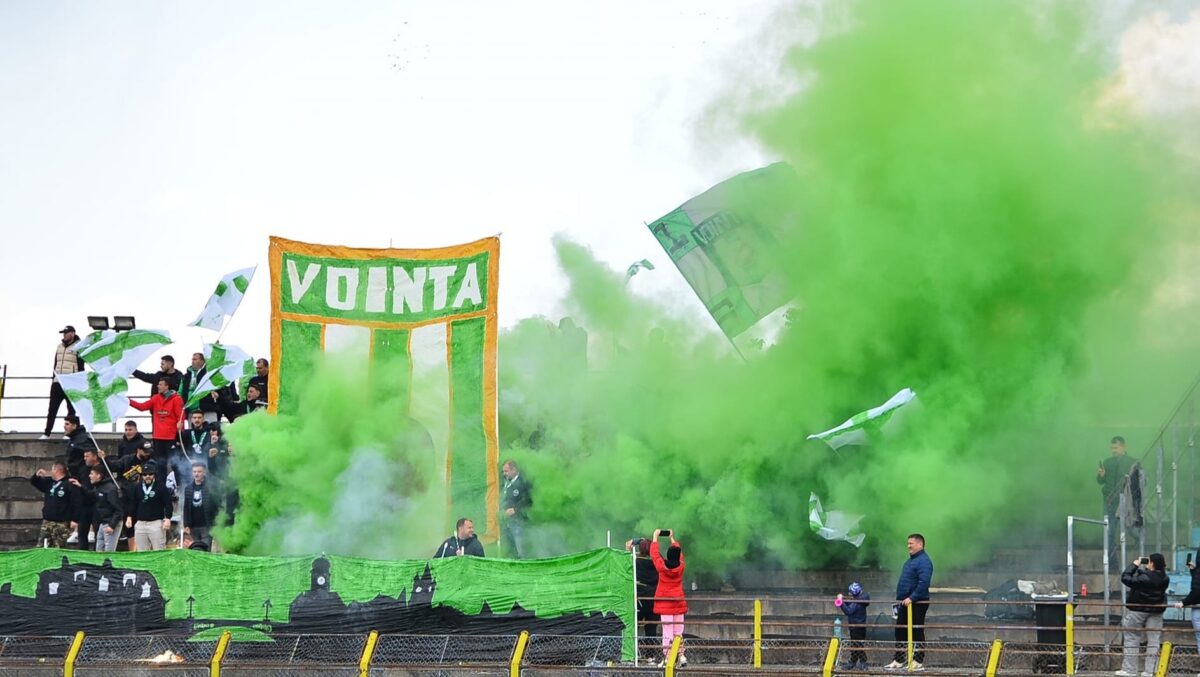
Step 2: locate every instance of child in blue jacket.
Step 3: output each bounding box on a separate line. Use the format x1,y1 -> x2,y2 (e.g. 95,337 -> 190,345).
838,582 -> 871,669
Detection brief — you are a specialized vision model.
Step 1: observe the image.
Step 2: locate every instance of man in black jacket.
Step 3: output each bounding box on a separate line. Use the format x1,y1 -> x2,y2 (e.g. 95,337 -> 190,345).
500,460 -> 532,559
182,463 -> 220,547
117,421 -> 151,458
1118,553 -> 1169,676
30,461 -> 81,548
132,355 -> 183,397
249,358 -> 269,404
126,461 -> 172,551
62,416 -> 98,478
1174,551 -> 1200,654
69,449 -> 105,550
626,537 -> 660,650
180,352 -> 225,423
77,465 -> 122,552
434,518 -> 485,558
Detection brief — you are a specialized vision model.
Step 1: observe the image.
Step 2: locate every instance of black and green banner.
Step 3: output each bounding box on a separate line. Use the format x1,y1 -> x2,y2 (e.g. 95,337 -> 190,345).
0,548 -> 633,652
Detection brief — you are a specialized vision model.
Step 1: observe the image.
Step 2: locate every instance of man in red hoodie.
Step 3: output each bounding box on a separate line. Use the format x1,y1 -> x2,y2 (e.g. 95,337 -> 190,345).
128,377 -> 183,460
650,528 -> 687,668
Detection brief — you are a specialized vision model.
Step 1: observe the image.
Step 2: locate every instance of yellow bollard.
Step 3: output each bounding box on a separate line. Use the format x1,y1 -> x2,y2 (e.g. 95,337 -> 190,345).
63,631 -> 85,677
510,630 -> 530,677
821,638 -> 840,677
907,603 -> 915,670
358,630 -> 379,677
985,639 -> 1003,677
753,598 -> 763,668
1154,641 -> 1172,677
210,629 -> 231,677
1065,602 -> 1075,675
665,635 -> 683,677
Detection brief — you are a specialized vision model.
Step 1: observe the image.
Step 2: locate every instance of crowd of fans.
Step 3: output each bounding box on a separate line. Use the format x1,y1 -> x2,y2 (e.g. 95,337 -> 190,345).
35,329 -> 270,552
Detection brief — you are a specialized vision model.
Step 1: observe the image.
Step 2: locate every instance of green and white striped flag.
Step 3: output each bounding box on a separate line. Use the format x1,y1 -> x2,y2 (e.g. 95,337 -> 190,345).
76,329 -> 173,377
59,370 -> 130,430
807,388 -> 918,450
809,492 -> 866,548
191,266 -> 256,331
74,330 -> 112,354
185,342 -> 255,409
625,258 -> 655,279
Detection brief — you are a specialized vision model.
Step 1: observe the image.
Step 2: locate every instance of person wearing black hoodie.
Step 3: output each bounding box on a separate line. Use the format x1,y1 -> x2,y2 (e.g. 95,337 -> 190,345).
434,518 -> 485,557
78,465 -> 122,552
30,461 -> 82,548
117,421 -> 151,458
1118,553 -> 1169,676
62,416 -> 98,478
126,461 -> 173,551
1173,551 -> 1200,654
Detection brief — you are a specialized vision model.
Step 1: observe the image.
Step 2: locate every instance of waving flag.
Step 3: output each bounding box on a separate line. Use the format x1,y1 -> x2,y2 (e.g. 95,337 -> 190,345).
809,493 -> 866,548
807,388 -> 918,450
191,266 -> 256,331
185,343 -> 255,409
59,370 -> 130,430
76,329 -> 173,376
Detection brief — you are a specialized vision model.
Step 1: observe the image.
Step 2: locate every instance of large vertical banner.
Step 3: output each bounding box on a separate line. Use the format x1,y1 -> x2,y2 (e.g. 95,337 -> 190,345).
268,236 -> 500,538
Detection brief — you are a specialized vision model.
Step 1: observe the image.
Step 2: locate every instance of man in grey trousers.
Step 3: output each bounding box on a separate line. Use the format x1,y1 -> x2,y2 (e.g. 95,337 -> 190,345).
1117,552 -> 1168,676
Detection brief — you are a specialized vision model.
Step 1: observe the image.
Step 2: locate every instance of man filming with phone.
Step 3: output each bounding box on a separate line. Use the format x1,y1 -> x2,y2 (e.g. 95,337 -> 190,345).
1117,553 -> 1168,676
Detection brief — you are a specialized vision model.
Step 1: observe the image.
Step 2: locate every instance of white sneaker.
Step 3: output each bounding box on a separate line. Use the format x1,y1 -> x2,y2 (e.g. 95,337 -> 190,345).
677,654 -> 687,667
911,661 -> 924,672
87,531 -> 95,543
66,533 -> 79,544
38,434 -> 50,440
1114,671 -> 1138,676
884,660 -> 905,670
62,434 -> 70,439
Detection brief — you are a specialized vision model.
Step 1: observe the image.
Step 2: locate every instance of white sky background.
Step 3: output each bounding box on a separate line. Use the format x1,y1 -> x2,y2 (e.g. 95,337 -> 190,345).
2,1 -> 1199,426
0,0 -> 781,394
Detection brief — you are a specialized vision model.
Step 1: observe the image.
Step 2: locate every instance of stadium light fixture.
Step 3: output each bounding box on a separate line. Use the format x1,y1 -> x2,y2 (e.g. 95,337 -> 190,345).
113,316 -> 136,331
87,316 -> 110,331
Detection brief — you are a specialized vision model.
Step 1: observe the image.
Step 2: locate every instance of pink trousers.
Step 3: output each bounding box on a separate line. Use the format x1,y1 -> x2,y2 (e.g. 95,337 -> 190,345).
661,613 -> 685,654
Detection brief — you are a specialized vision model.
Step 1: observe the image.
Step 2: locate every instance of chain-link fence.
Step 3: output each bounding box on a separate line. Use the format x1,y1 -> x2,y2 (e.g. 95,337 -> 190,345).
221,633 -> 365,677
74,634 -> 214,677
0,635 -> 74,677
368,633 -> 517,677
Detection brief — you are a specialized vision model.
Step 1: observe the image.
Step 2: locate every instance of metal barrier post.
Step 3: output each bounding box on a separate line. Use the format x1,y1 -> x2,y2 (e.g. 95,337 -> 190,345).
664,635 -> 683,677
1065,602 -> 1075,675
510,630 -> 530,677
821,638 -> 839,677
64,631 -> 85,677
210,629 -> 231,677
753,598 -> 762,668
906,603 -> 914,669
358,630 -> 379,677
985,639 -> 1003,677
1154,641 -> 1172,677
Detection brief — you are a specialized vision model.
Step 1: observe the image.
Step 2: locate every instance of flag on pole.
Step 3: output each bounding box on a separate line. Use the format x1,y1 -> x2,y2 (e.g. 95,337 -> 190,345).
190,266 -> 256,331
59,370 -> 130,430
185,343 -> 255,409
806,388 -> 918,450
75,329 -> 173,376
809,492 -> 866,548
625,258 -> 655,279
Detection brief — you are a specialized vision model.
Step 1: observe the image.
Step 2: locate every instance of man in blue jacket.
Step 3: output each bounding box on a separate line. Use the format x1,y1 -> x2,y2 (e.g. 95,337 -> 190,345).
886,533 -> 934,670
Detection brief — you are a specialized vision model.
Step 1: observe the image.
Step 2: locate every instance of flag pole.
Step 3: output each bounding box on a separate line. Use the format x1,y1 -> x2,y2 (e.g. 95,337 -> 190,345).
86,430 -> 123,497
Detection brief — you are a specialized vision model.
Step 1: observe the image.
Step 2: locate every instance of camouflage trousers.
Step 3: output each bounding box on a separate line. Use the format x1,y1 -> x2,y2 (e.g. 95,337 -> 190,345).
38,520 -> 73,549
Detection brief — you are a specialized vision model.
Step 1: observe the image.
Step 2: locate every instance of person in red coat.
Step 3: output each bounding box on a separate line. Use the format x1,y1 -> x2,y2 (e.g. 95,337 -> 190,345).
128,377 -> 183,460
650,528 -> 687,667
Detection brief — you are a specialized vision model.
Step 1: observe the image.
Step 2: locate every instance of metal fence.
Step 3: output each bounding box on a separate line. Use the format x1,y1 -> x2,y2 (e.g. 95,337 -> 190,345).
0,371 -> 151,433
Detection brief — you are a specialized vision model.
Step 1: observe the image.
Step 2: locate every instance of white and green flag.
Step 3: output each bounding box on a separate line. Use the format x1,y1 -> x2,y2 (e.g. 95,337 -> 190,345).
185,342 -> 255,409
807,387 -> 918,450
75,329 -> 173,376
59,370 -> 130,430
191,266 -> 256,331
809,492 -> 866,548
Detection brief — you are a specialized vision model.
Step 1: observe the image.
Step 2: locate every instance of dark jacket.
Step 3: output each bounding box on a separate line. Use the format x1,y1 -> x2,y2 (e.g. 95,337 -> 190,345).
635,555 -> 659,598
180,367 -> 223,414
840,592 -> 871,624
30,474 -> 83,523
84,477 -> 123,531
181,424 -> 215,458
71,463 -> 99,507
434,534 -> 485,558
1122,564 -> 1168,614
249,374 -> 268,403
896,550 -> 934,602
220,393 -> 265,422
1181,557 -> 1200,607
63,427 -> 98,476
117,432 -> 151,457
181,480 -> 221,529
132,369 -> 183,397
501,473 -> 532,517
132,478 -> 173,522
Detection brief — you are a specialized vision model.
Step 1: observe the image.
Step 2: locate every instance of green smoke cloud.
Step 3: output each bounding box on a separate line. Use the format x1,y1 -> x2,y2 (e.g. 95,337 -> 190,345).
495,0 -> 1200,571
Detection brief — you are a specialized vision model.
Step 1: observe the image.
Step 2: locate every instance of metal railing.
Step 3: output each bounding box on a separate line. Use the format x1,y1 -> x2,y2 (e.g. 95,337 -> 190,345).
0,370 -> 151,433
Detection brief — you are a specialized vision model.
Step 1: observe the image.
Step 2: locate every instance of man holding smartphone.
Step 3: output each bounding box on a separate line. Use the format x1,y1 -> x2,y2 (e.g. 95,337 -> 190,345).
1117,553 -> 1168,677
1173,550 -> 1200,655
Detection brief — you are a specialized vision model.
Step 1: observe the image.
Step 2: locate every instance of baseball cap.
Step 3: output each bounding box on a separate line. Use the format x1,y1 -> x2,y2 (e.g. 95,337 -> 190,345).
59,325 -> 76,333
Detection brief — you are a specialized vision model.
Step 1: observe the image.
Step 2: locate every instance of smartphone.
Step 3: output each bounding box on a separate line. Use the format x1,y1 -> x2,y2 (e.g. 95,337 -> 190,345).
1140,557 -> 1149,565
660,529 -> 672,538
1188,553 -> 1193,566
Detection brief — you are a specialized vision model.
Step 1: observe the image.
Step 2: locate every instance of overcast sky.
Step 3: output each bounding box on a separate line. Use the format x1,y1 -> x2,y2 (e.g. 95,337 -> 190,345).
0,1 -> 786,412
